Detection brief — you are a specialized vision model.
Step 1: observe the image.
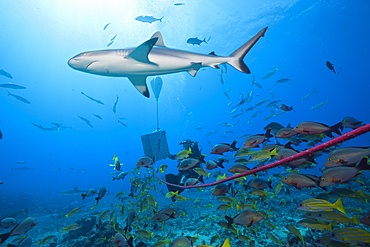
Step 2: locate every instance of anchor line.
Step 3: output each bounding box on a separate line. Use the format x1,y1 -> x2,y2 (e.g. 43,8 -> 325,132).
153,124 -> 370,189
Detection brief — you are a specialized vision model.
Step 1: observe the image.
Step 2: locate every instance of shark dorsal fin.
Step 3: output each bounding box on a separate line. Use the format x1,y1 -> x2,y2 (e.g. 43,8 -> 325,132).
127,37 -> 158,63
74,186 -> 78,190
150,31 -> 166,47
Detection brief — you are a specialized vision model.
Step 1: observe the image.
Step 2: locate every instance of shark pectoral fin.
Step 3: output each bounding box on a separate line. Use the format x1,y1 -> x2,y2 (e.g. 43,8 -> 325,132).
150,31 -> 166,47
188,62 -> 202,77
128,76 -> 149,98
127,37 -> 158,63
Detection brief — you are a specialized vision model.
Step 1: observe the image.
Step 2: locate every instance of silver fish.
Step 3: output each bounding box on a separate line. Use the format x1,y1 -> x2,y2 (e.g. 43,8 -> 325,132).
255,99 -> 270,107
223,120 -> 240,127
135,15 -> 163,24
107,40 -> 114,47
0,83 -> 26,89
262,64 -> 278,79
93,114 -> 102,120
311,100 -> 328,110
110,34 -> 117,41
113,95 -> 119,113
118,120 -> 127,127
0,69 -> 13,79
6,91 -> 30,104
103,23 -> 111,30
81,92 -> 104,105
206,130 -> 218,137
77,115 -> 93,128
251,75 -> 262,88
302,88 -> 318,101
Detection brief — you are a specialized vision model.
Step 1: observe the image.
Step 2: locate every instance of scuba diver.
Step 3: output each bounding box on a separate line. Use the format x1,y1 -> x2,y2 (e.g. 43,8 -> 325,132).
165,139 -> 203,201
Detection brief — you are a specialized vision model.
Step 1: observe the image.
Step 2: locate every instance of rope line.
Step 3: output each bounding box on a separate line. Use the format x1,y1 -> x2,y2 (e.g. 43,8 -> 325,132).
153,123 -> 370,189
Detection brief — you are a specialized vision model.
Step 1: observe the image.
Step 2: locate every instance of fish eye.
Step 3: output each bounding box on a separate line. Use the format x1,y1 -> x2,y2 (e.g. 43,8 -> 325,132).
284,177 -> 287,180
328,158 -> 331,161
322,178 -> 325,181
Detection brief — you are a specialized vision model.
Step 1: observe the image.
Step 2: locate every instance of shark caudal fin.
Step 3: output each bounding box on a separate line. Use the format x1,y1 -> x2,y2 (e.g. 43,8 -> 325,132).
228,27 -> 268,73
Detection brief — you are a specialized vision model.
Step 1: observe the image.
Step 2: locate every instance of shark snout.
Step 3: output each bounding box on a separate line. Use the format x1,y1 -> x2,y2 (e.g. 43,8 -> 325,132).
68,54 -> 86,70
67,57 -> 78,69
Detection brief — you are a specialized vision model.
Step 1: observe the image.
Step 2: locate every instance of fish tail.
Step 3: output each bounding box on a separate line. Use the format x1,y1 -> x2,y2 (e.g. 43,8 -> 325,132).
221,238 -> 230,247
160,17 -> 163,22
6,90 -> 10,96
356,157 -> 370,171
352,214 -> 360,225
330,122 -> 342,136
230,140 -> 238,150
224,215 -> 233,227
267,180 -> 273,190
0,232 -> 11,245
228,27 -> 267,74
264,129 -> 274,139
333,198 -> 347,215
326,223 -> 333,232
218,160 -> 225,169
270,148 -> 279,157
199,155 -> 206,163
65,214 -> 69,218
127,237 -> 134,247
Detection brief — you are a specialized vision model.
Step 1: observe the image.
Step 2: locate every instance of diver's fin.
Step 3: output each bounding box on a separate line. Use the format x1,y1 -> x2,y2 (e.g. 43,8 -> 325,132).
150,31 -> 166,47
228,27 -> 267,73
128,76 -> 149,98
165,174 -> 185,195
127,37 -> 158,63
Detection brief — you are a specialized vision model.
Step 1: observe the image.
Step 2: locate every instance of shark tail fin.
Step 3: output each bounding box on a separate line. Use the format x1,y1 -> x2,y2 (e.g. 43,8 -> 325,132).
228,27 -> 267,74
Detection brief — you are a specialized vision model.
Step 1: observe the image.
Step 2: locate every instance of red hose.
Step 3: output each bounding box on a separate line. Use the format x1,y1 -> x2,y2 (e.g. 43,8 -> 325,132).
153,124 -> 370,189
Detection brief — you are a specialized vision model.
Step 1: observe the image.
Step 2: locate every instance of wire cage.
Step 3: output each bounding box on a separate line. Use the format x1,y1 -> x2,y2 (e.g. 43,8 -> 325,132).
141,130 -> 170,161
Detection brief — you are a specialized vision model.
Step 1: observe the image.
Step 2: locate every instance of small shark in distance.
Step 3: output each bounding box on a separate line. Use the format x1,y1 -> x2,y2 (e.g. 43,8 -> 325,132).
59,186 -> 87,196
68,27 -> 268,98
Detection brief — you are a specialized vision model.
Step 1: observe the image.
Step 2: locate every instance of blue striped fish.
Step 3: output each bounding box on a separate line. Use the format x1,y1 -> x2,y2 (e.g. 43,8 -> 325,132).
286,224 -> 305,246
331,227 -> 370,243
297,198 -> 347,215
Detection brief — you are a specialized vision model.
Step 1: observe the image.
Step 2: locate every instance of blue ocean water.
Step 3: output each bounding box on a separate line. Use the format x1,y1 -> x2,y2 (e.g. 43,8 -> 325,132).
0,0 -> 370,246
